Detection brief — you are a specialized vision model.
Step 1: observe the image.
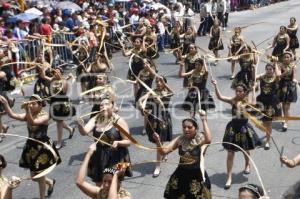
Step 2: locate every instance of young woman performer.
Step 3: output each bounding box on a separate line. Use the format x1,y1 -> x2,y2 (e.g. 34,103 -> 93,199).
229,27 -> 245,79
123,38 -> 147,99
0,95 -> 60,199
180,44 -> 202,88
278,51 -> 298,131
231,45 -> 256,91
153,110 -> 212,199
179,58 -> 215,113
272,26 -> 290,61
208,19 -> 224,66
211,80 -> 261,190
287,17 -> 299,59
138,76 -> 174,177
77,97 -> 132,186
255,63 -> 281,150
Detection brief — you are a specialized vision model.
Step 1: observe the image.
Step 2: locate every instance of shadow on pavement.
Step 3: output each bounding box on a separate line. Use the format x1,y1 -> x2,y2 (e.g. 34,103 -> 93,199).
209,171 -> 248,188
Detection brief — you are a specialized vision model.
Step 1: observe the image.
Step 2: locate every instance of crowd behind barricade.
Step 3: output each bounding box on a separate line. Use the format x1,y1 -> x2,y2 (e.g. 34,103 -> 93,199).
0,0 -> 291,76
0,0 -> 299,199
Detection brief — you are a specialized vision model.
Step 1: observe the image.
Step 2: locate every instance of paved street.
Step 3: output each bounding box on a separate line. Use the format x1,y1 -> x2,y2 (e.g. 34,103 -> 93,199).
1,1 -> 300,198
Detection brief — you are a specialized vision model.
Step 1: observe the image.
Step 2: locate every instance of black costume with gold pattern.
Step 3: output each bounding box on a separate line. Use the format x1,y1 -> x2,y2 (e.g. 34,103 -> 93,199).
256,75 -> 282,121
287,28 -> 299,49
144,34 -> 159,59
183,54 -> 202,87
145,88 -> 172,143
49,80 -> 75,120
231,56 -> 254,90
33,67 -> 51,99
183,71 -> 215,112
208,27 -> 224,51
169,30 -> 181,49
127,49 -> 146,81
135,68 -> 154,103
183,34 -> 196,55
278,63 -> 297,103
222,99 -> 261,152
164,134 -> 211,199
230,35 -> 242,55
272,34 -> 290,58
19,111 -> 61,172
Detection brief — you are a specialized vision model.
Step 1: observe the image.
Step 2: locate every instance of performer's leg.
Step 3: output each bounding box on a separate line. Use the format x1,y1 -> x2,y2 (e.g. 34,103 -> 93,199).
225,151 -> 235,189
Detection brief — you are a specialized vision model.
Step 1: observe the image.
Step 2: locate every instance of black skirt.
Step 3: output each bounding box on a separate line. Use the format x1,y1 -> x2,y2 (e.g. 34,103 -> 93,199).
87,144 -> 132,182
290,36 -> 299,49
256,94 -> 282,121
182,88 -> 215,111
208,38 -> 224,51
146,111 -> 172,143
34,79 -> 51,99
279,80 -> 298,103
164,167 -> 211,199
222,120 -> 261,152
127,58 -> 144,81
231,70 -> 253,90
50,96 -> 76,121
272,44 -> 289,58
19,136 -> 61,172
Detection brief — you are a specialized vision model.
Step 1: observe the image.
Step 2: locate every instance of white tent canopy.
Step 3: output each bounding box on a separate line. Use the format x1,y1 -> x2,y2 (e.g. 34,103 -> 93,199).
24,7 -> 43,15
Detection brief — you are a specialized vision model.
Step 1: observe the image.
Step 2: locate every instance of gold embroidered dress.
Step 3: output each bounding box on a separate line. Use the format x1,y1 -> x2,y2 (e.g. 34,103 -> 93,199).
19,111 -> 61,172
164,134 -> 211,199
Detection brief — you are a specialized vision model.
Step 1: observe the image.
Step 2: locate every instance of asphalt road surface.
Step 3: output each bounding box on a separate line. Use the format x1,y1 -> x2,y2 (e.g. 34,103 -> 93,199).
1,1 -> 300,198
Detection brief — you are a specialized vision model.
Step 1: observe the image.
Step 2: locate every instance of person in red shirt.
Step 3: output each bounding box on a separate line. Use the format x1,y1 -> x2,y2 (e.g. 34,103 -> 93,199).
40,18 -> 52,36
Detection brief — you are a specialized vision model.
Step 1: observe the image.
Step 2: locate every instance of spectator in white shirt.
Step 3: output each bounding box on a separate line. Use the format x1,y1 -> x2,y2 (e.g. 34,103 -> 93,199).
157,17 -> 166,51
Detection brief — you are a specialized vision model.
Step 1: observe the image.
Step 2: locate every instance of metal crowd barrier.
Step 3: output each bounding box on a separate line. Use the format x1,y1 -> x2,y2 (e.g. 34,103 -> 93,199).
12,32 -> 76,68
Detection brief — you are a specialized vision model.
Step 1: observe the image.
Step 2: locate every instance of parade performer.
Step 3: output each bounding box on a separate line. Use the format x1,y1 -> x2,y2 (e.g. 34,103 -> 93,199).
208,19 -> 224,66
0,68 -> 12,142
182,26 -> 197,55
134,59 -> 157,103
229,27 -> 246,79
278,51 -> 297,131
143,25 -> 159,60
180,44 -> 202,88
87,54 -> 109,74
211,80 -> 261,190
77,96 -> 132,186
138,76 -> 173,177
179,58 -> 215,113
231,45 -> 256,90
0,95 -> 60,199
255,63 -> 282,150
34,53 -> 52,100
88,73 -> 115,118
123,38 -> 147,99
168,21 -> 183,63
272,26 -> 290,61
44,69 -> 75,149
287,17 -> 299,59
76,143 -> 132,199
153,110 -> 212,199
